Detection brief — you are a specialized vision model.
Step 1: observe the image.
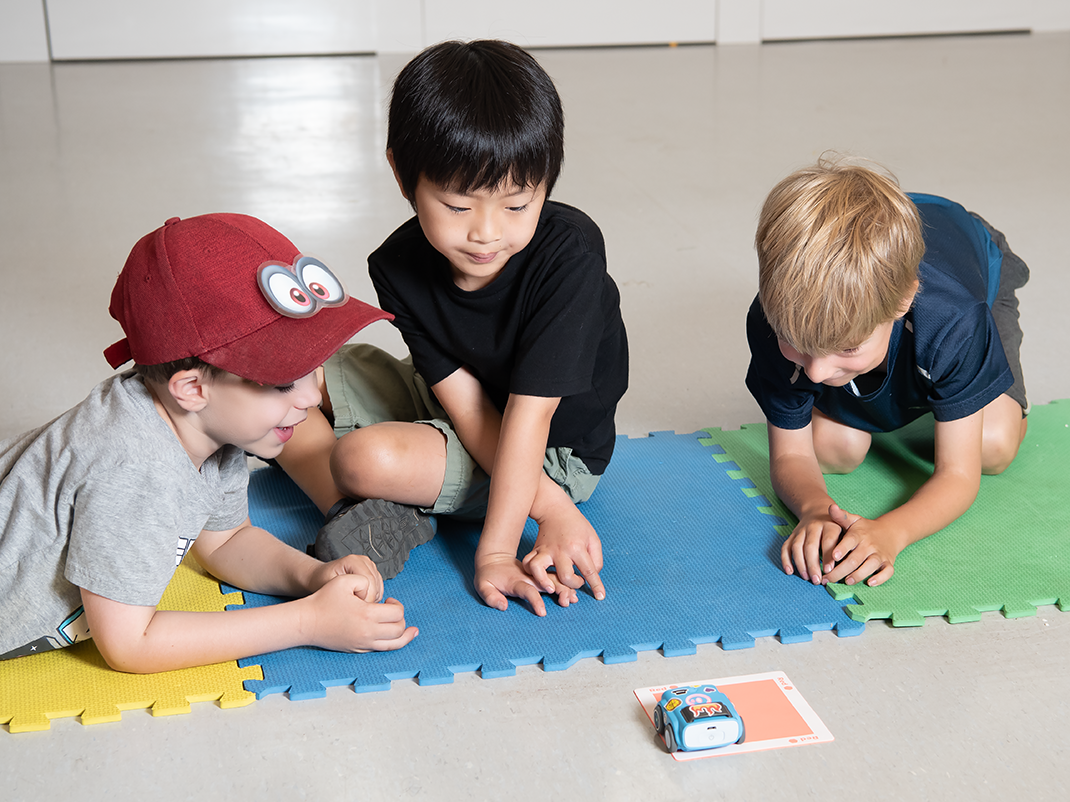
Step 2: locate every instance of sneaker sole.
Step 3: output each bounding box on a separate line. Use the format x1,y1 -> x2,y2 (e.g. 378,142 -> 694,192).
314,498 -> 436,579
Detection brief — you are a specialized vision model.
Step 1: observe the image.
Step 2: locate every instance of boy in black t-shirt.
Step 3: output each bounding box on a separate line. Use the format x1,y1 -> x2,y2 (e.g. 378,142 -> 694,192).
278,40 -> 628,616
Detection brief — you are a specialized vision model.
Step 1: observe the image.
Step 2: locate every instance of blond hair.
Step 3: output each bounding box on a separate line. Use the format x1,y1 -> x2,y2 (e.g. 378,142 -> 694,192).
755,156 -> 925,355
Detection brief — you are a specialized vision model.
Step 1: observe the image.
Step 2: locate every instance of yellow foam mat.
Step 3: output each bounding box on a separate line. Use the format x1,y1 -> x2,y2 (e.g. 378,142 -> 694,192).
0,554 -> 262,733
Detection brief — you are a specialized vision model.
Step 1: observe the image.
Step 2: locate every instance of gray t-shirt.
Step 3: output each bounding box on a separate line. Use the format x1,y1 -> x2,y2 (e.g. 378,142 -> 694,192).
0,371 -> 249,659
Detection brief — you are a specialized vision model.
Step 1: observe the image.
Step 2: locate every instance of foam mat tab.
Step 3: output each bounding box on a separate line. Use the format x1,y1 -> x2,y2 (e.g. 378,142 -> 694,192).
702,400 -> 1070,627
0,556 -> 261,733
235,429 -> 863,700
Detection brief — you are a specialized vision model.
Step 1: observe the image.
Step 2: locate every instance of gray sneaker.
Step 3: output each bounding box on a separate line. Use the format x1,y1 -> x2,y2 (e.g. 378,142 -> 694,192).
314,498 -> 436,579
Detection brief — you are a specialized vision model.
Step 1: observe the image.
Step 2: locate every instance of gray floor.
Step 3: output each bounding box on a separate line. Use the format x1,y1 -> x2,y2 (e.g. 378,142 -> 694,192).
2,32 -> 1069,800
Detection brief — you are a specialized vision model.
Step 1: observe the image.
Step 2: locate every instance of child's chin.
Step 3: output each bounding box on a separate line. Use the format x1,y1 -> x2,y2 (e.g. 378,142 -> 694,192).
246,442 -> 284,461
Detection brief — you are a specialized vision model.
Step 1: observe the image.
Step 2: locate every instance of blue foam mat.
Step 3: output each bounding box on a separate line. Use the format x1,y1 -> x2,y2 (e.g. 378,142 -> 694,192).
235,430 -> 863,699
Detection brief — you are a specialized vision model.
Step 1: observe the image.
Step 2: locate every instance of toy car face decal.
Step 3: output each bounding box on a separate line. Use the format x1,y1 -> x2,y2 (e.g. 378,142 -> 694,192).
682,702 -> 731,723
258,256 -> 349,318
665,698 -> 681,712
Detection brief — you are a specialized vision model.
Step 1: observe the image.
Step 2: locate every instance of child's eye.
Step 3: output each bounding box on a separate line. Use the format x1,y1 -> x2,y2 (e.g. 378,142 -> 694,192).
840,347 -> 861,355
446,205 -> 468,213
275,383 -> 297,393
507,204 -> 529,213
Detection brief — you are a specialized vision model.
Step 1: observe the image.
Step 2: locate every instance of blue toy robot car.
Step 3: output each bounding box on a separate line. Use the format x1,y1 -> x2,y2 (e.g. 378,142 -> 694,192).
653,684 -> 745,752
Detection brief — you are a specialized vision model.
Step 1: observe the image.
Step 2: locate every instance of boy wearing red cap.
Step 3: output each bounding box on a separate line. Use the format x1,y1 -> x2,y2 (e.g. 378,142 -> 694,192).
0,214 -> 417,672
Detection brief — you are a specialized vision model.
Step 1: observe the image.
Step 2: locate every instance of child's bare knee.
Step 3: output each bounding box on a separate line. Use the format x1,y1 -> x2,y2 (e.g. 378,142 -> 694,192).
330,426 -> 401,498
816,449 -> 866,475
981,402 -> 1026,475
813,429 -> 870,474
981,431 -> 1021,475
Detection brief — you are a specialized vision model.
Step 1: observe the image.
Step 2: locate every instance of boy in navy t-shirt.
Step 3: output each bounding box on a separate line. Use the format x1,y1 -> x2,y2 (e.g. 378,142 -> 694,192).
747,157 -> 1028,588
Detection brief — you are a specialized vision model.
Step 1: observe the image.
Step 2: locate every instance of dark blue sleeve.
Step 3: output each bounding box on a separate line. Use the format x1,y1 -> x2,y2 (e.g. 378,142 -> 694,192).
922,300 -> 1013,422
744,297 -> 819,430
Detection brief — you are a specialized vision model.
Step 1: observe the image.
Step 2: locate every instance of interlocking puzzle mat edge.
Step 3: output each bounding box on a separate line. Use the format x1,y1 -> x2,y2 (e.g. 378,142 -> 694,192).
700,400 -> 1070,628
0,556 -> 262,733
234,429 -> 863,701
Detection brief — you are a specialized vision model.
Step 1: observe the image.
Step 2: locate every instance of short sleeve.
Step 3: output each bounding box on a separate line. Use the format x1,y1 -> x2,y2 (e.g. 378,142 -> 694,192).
509,251 -> 607,398
744,297 -> 818,430
64,464 -> 183,607
924,301 -> 1013,422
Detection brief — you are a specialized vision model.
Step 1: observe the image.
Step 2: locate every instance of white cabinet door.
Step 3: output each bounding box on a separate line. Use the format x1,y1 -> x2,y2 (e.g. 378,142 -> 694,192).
424,1 -> 717,48
32,0 -> 1070,61
46,0 -> 376,60
761,0 -> 1031,41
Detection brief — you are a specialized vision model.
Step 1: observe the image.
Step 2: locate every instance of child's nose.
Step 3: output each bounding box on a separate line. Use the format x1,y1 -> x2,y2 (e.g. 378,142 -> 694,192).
804,356 -> 836,384
293,375 -> 322,410
468,210 -> 501,243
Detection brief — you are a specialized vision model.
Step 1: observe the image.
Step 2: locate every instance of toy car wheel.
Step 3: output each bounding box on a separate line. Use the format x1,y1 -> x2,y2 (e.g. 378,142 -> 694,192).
653,705 -> 665,734
664,724 -> 678,753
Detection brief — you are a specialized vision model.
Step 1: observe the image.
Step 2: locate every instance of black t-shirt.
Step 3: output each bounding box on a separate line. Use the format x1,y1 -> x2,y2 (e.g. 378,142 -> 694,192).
369,201 -> 629,474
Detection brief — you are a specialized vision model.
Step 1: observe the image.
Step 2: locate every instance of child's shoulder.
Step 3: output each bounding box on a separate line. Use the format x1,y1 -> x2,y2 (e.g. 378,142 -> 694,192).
540,199 -> 600,232
2,372 -> 178,475
533,200 -> 605,258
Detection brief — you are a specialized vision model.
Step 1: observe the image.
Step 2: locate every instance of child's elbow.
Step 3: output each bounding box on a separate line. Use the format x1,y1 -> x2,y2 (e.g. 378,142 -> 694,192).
95,647 -> 146,674
92,635 -> 159,674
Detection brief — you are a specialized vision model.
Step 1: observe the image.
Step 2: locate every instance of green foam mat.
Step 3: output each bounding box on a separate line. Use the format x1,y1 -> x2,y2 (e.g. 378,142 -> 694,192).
700,399 -> 1070,626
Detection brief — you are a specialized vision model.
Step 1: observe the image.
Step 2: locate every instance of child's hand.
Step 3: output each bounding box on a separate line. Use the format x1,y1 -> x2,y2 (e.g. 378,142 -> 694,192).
522,502 -> 606,602
818,504 -> 900,587
475,552 -> 576,616
304,574 -> 417,652
781,508 -> 845,584
782,504 -> 900,587
308,554 -> 384,603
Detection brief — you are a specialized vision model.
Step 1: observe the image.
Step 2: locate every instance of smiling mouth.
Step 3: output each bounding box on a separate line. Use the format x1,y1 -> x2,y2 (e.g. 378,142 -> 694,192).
467,252 -> 498,264
275,425 -> 295,443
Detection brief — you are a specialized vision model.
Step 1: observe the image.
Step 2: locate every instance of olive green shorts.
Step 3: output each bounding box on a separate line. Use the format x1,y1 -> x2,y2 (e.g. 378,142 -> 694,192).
323,344 -> 600,520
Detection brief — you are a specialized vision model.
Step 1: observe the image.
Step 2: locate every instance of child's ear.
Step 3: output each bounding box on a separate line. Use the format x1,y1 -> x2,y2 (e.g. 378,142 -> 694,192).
897,279 -> 921,318
385,149 -> 410,201
167,369 -> 210,413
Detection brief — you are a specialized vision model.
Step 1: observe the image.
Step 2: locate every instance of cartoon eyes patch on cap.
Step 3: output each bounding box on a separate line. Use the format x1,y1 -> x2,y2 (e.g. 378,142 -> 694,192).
257,256 -> 349,318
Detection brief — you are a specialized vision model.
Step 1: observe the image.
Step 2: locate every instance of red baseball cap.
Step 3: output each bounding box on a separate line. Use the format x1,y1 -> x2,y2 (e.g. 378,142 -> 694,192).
104,214 -> 392,385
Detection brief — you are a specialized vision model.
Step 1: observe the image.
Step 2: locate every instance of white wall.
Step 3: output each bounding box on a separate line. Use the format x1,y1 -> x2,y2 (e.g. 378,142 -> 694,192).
44,0 -> 377,60
0,0 -> 50,61
3,0 -> 1070,62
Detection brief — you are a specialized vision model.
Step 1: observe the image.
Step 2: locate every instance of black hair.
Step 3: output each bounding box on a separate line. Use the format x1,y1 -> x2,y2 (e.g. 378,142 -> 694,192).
135,356 -> 228,386
387,39 -> 565,201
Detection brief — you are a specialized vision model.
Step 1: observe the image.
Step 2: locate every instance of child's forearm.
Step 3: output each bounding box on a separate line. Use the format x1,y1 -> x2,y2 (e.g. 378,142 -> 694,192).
476,395 -> 559,560
528,471 -> 578,523
769,449 -> 835,522
193,521 -> 321,598
871,413 -> 984,552
876,413 -> 985,547
82,573 -> 412,673
432,369 -> 558,556
432,367 -> 504,474
82,592 -> 319,673
874,465 -> 980,550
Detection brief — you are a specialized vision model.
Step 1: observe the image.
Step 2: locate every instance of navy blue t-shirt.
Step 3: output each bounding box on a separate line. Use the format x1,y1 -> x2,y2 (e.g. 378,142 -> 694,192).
746,194 -> 1012,433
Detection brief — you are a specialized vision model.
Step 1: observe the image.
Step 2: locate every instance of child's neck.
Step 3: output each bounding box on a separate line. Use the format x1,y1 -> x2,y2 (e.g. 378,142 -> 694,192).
145,383 -> 219,471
